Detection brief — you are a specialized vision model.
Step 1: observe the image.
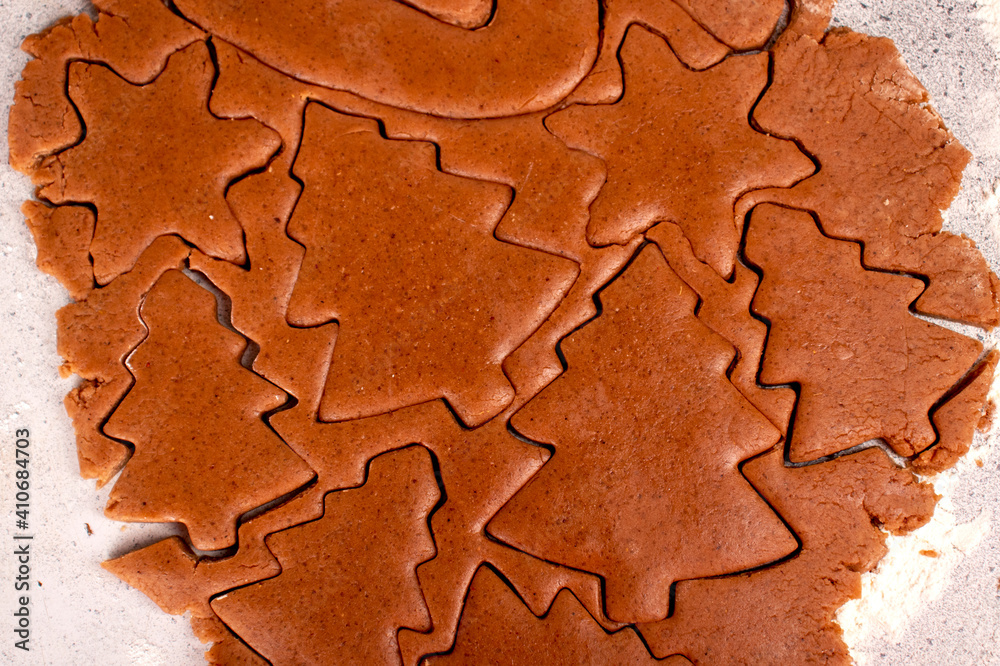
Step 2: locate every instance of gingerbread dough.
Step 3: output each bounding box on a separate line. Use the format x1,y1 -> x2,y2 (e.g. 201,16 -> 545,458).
104,399 -> 616,666
568,0 -> 730,105
646,221 -> 796,432
915,351 -> 999,474
403,0 -> 493,28
9,1 -> 999,664
171,0 -> 599,118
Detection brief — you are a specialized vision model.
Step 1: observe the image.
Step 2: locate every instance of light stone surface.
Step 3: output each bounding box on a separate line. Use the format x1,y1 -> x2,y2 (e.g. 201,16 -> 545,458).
0,1 -> 996,664
0,2 -> 207,664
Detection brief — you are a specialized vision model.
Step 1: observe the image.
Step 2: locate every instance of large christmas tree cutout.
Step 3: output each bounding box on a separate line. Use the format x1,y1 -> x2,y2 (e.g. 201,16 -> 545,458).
490,245 -> 796,623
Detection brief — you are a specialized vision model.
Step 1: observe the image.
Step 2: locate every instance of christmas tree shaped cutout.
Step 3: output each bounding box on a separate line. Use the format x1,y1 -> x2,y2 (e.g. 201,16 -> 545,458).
285,103 -> 578,428
745,204 -> 983,461
212,446 -> 440,665
104,270 -> 314,550
489,245 -> 796,623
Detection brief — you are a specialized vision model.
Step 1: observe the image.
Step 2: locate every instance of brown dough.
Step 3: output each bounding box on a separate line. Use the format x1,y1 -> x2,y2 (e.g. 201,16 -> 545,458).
646,221 -> 796,432
209,39 -> 635,408
10,3 -> 998,664
35,41 -> 279,284
285,103 -> 577,427
914,350 -> 999,475
103,270 -> 314,550
57,236 -> 190,485
745,204 -> 983,461
189,166 -> 339,409
402,0 -> 493,28
638,447 -> 937,665
674,0 -> 786,50
8,0 -> 203,175
490,245 -> 797,623
103,398 -> 617,666
211,446 -> 439,666
547,26 -> 812,277
748,28 -> 1000,328
21,202 -> 95,301
568,0 -> 730,105
190,616 -> 267,666
424,567 -> 685,666
172,0 -> 599,118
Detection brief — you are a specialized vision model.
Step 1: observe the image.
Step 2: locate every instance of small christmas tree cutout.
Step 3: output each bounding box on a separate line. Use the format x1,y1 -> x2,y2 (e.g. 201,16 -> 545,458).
211,445 -> 440,666
745,204 -> 984,462
489,244 -> 796,624
104,270 -> 314,550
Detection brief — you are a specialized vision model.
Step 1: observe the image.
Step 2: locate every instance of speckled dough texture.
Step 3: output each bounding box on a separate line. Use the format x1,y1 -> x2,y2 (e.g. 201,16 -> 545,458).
2,1 -> 1000,665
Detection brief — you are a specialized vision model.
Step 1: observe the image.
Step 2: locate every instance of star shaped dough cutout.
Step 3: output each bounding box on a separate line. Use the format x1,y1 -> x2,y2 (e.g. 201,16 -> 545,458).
547,25 -> 813,277
36,40 -> 280,284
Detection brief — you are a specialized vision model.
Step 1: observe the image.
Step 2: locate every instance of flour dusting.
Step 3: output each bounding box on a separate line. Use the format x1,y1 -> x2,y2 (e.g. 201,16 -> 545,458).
977,0 -> 1000,51
836,449 -> 993,661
